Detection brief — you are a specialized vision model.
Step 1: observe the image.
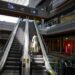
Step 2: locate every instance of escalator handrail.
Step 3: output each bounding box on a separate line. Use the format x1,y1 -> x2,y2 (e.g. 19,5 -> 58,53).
40,32 -> 49,54
34,21 -> 56,75
0,18 -> 22,71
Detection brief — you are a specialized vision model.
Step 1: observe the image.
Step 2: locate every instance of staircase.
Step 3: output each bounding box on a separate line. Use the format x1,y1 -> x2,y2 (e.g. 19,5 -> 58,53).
30,53 -> 48,75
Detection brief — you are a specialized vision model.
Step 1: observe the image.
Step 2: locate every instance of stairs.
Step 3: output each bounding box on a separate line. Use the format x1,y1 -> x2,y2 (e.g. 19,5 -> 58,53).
30,53 -> 48,75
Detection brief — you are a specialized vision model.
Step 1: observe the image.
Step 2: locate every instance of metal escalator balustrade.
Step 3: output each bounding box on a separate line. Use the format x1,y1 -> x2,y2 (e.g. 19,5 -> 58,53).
28,21 -> 47,75
0,18 -> 21,71
34,21 -> 56,75
28,21 -> 55,75
0,23 -> 18,61
22,19 -> 30,75
38,29 -> 59,74
0,19 -> 26,75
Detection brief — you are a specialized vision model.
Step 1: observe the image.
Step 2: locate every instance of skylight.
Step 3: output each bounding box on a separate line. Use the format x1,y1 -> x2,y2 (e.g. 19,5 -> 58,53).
0,15 -> 19,23
2,0 -> 29,6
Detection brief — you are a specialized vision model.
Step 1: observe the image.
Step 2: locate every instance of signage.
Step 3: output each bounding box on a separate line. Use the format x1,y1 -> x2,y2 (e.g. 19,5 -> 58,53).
63,40 -> 73,55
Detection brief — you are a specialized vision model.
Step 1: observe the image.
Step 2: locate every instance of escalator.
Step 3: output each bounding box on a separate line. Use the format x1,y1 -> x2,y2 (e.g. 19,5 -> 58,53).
29,22 -> 49,75
29,22 -> 36,41
0,21 -> 25,75
30,52 -> 49,75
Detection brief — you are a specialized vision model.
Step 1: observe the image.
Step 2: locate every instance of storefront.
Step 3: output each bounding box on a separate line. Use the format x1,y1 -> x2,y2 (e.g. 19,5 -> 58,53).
43,35 -> 75,56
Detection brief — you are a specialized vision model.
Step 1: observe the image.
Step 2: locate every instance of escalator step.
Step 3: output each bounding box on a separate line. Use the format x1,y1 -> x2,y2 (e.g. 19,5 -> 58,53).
10,47 -> 20,49
9,51 -> 21,54
31,62 -> 44,65
31,65 -> 45,69
6,61 -> 20,66
7,57 -> 20,61
31,69 -> 47,75
1,70 -> 20,75
33,60 -> 44,63
8,54 -> 21,57
32,55 -> 43,58
9,50 -> 22,52
33,58 -> 43,60
4,66 -> 20,70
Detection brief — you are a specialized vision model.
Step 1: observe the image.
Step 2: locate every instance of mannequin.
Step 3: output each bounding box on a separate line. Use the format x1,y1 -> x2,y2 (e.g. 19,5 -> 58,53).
31,35 -> 39,53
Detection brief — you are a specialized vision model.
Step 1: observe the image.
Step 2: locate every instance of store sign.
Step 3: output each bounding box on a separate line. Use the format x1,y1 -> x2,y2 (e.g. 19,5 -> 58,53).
52,0 -> 67,8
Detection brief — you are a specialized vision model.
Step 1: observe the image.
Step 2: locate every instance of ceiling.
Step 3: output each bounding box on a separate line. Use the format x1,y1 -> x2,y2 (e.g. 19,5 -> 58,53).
2,0 -> 42,8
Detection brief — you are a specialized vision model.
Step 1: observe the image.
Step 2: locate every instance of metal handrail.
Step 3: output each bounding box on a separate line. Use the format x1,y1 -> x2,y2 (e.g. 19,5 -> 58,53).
0,18 -> 22,71
34,21 -> 56,75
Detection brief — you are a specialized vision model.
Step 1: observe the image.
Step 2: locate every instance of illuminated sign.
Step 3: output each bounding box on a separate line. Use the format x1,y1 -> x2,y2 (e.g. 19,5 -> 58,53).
64,40 -> 73,55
